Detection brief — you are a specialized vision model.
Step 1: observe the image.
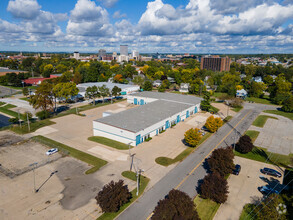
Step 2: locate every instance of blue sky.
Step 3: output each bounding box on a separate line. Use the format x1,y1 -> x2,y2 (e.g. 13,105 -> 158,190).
0,0 -> 292,53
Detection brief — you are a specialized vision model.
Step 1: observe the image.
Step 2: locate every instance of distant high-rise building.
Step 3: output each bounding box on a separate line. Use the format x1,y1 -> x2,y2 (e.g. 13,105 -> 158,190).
132,51 -> 139,60
113,52 -> 117,60
120,45 -> 128,56
73,51 -> 80,60
98,49 -> 106,60
200,56 -> 231,72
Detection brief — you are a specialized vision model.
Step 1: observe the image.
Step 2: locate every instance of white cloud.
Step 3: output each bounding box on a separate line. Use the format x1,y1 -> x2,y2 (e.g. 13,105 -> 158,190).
7,0 -> 41,19
113,10 -> 127,19
67,0 -> 113,36
98,0 -> 119,8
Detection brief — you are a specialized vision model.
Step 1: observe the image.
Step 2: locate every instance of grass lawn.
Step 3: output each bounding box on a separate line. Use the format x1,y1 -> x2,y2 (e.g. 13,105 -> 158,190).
0,101 -> 5,106
155,132 -> 212,166
98,171 -> 150,220
232,106 -> 243,112
234,146 -> 293,168
212,92 -> 228,98
10,119 -> 55,134
252,115 -> 278,127
245,96 -> 275,105
263,110 -> 293,120
223,115 -> 233,123
19,97 -> 29,101
88,136 -> 131,150
245,130 -> 260,143
194,195 -> 220,220
32,135 -> 107,174
239,204 -> 256,220
0,104 -> 26,120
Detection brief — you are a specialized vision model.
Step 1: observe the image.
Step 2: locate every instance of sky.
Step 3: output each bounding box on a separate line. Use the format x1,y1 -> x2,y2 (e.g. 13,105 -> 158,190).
0,0 -> 293,53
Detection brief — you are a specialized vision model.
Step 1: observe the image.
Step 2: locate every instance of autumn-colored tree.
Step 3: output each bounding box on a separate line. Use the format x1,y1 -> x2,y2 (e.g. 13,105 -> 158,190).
96,180 -> 131,213
200,172 -> 229,204
215,117 -> 223,130
29,81 -> 53,111
152,189 -> 200,220
184,128 -> 202,147
205,116 -> 223,133
114,74 -> 123,82
236,135 -> 254,154
207,147 -> 234,177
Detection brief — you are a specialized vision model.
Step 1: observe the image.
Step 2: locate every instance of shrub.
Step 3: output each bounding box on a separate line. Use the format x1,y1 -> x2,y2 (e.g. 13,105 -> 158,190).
200,172 -> 228,204
281,95 -> 293,113
229,98 -> 243,108
208,147 -> 234,177
236,135 -> 254,154
152,189 -> 200,220
8,117 -> 19,124
95,180 -> 132,213
205,116 -> 223,133
184,128 -> 202,147
36,110 -> 50,120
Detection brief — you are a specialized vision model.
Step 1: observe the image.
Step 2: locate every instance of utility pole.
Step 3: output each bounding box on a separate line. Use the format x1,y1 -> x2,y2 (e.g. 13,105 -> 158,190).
128,142 -> 135,171
136,169 -> 144,196
226,101 -> 229,117
76,107 -> 78,115
18,110 -> 21,128
29,162 -> 38,193
27,112 -> 30,132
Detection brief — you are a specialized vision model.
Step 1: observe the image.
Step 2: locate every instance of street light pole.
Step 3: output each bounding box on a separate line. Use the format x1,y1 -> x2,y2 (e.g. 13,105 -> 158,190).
27,112 -> 30,132
18,110 -> 21,128
29,162 -> 38,193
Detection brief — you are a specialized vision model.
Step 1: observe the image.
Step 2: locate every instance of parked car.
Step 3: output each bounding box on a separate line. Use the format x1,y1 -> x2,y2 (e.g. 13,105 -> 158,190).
259,185 -> 279,195
46,148 -> 58,155
233,164 -> 241,175
261,168 -> 282,178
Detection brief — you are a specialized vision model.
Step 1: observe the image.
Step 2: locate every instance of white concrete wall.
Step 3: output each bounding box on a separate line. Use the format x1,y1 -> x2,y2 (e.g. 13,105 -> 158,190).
127,95 -> 158,105
93,121 -> 137,146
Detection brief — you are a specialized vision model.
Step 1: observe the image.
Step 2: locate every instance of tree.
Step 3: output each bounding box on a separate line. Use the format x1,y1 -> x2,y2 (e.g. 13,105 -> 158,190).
236,135 -> 254,154
256,194 -> 283,220
85,86 -> 100,105
22,87 -> 29,97
184,128 -> 202,147
269,74 -> 292,104
111,86 -> 121,97
200,92 -> 211,111
98,85 -> 110,103
114,74 -> 123,83
221,73 -> 241,96
73,71 -> 82,84
42,64 -> 54,77
200,172 -> 229,204
208,147 -> 234,177
282,95 -> 293,112
205,116 -> 223,133
132,75 -> 145,87
152,189 -> 200,220
143,81 -> 153,91
29,81 -> 53,111
95,180 -> 131,213
249,81 -> 266,98
56,82 -> 79,102
158,85 -> 165,92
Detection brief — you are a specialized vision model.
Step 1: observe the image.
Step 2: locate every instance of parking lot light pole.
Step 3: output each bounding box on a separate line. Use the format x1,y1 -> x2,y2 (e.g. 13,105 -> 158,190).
27,112 -> 30,132
29,162 -> 38,193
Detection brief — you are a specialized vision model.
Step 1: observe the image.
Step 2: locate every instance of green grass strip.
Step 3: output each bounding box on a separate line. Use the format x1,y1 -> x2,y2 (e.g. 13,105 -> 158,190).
155,132 -> 212,166
245,96 -> 276,105
0,101 -> 5,106
88,136 -> 131,150
98,171 -> 150,220
252,115 -> 278,127
10,119 -> 55,134
194,195 -> 220,220
0,104 -> 25,119
234,146 -> 293,168
232,106 -> 243,112
245,130 -> 260,143
32,135 -> 107,174
263,110 -> 293,120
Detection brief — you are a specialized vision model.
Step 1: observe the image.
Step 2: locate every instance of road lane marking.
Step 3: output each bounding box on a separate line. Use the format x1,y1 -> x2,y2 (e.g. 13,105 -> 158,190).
146,110 -> 252,220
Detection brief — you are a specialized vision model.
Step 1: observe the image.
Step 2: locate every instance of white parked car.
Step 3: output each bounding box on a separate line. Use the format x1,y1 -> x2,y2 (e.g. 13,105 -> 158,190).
46,148 -> 58,155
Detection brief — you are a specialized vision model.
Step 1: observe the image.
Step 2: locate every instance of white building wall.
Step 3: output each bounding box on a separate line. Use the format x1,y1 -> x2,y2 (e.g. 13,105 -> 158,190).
127,95 -> 158,105
93,121 -> 137,146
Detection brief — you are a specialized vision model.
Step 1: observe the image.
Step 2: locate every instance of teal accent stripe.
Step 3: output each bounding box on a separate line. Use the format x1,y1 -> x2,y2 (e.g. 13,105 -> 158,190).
93,128 -> 135,141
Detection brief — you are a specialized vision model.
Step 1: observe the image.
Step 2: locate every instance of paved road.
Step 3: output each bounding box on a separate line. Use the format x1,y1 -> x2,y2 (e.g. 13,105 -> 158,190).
117,103 -> 278,220
0,113 -> 11,128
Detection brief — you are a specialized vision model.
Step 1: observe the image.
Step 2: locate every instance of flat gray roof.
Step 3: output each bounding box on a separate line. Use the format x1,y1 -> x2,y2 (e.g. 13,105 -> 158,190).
128,91 -> 202,105
78,82 -> 139,91
95,100 -> 194,133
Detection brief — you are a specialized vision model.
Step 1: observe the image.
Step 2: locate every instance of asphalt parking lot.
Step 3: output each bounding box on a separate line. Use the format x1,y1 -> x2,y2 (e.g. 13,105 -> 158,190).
214,156 -> 284,220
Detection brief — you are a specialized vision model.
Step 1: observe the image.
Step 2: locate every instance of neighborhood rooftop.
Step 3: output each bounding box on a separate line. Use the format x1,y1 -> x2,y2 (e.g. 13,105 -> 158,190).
128,91 -> 202,105
77,82 -> 138,93
95,99 -> 197,133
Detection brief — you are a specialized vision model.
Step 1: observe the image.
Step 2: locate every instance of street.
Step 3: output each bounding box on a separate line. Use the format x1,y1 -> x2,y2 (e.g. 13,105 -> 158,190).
116,103 -> 278,220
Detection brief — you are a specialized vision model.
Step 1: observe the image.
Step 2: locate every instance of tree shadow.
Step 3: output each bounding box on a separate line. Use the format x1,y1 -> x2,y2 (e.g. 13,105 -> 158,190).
253,148 -> 284,172
196,179 -> 204,194
202,158 -> 211,173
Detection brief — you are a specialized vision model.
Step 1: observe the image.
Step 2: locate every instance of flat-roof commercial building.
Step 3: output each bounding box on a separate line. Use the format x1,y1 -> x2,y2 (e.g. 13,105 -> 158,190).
200,55 -> 231,72
93,91 -> 202,146
77,82 -> 140,97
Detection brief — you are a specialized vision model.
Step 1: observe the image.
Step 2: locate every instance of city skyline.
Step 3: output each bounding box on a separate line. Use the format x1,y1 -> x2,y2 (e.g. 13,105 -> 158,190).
0,0 -> 293,53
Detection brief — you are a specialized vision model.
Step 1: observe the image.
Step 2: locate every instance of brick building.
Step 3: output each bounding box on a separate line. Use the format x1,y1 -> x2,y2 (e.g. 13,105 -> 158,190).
200,55 -> 231,72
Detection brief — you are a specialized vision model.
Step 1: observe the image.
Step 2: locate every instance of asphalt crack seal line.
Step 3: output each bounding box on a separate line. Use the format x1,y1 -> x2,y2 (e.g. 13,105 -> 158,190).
145,110 -> 252,220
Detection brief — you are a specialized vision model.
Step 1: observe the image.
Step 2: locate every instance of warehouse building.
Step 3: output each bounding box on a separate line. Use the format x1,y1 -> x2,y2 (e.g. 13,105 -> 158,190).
77,82 -> 140,97
93,92 -> 202,146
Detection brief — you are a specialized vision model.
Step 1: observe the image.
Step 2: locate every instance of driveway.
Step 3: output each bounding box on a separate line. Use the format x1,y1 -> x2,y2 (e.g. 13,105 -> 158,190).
214,156 -> 284,220
249,112 -> 293,155
1,97 -> 36,115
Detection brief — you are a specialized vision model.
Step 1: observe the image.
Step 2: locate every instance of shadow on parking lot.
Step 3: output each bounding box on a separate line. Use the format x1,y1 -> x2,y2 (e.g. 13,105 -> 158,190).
253,148 -> 285,172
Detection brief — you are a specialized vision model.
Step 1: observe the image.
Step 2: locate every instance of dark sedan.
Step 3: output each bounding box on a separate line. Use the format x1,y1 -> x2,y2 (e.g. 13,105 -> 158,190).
261,168 -> 282,178
233,164 -> 241,175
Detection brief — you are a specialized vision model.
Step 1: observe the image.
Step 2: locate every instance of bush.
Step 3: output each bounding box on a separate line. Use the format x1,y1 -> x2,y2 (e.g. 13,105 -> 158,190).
8,117 -> 19,124
236,135 -> 254,154
200,172 -> 228,204
281,95 -> 293,113
229,98 -> 243,108
95,180 -> 132,213
152,189 -> 200,220
36,110 -> 50,120
208,147 -> 234,177
184,128 -> 202,147
205,116 -> 223,133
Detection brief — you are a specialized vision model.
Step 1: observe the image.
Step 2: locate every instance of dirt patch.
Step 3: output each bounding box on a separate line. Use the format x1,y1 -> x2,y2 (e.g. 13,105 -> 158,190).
55,158 -> 102,210
0,131 -> 24,147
